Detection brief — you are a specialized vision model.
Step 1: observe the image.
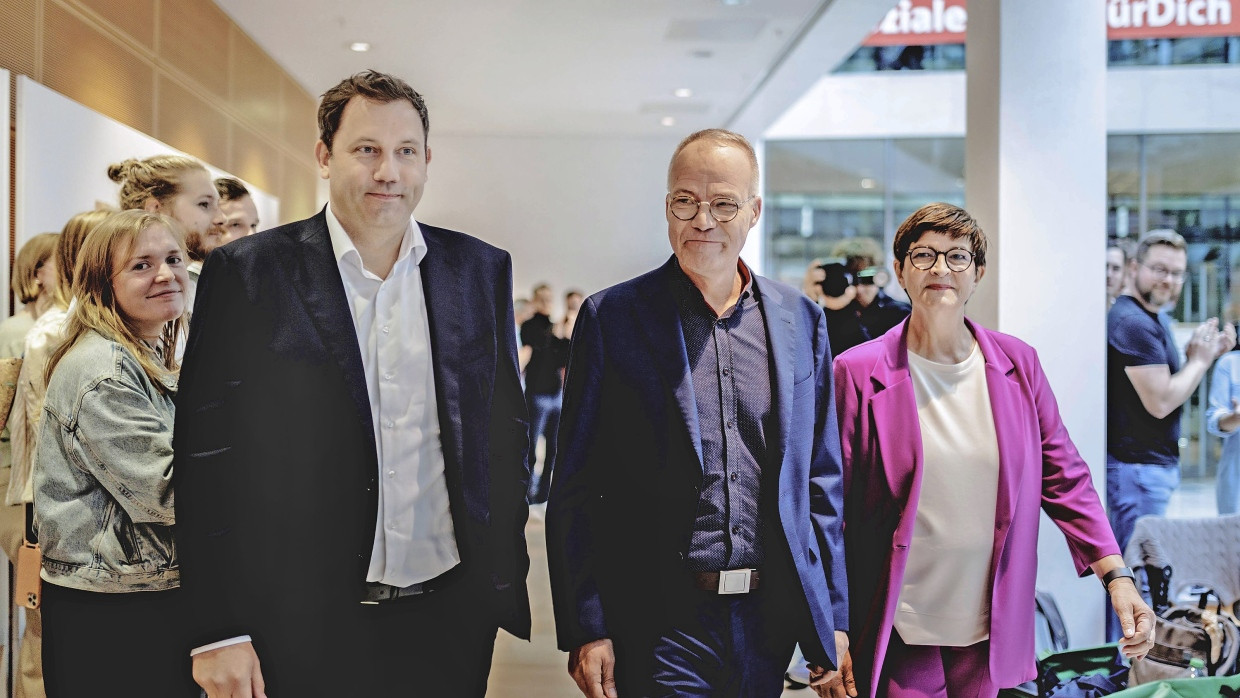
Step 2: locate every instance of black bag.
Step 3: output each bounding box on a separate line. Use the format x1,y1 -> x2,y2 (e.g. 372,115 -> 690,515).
1129,591 -> 1240,685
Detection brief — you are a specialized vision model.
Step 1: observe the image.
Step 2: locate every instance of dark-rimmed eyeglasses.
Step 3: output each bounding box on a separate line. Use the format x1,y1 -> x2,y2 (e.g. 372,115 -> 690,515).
1140,262 -> 1186,282
906,246 -> 974,272
667,195 -> 753,223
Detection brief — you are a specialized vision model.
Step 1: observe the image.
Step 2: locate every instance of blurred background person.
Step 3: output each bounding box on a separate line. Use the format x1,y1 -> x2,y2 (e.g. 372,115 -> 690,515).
832,203 -> 1153,698
1106,238 -> 1132,307
1206,324 -> 1240,515
560,288 -> 583,341
109,155 -> 224,313
522,283 -> 568,506
0,233 -> 60,353
818,238 -> 911,358
0,231 -> 62,698
1106,230 -> 1233,554
35,210 -> 195,696
214,176 -> 261,242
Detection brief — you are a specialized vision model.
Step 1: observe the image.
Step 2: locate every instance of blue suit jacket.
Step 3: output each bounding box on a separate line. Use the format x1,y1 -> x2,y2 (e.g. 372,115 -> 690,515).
546,257 -> 848,672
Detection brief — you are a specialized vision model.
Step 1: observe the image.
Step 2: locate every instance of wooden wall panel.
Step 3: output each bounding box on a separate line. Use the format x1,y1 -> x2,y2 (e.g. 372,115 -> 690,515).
0,0 -> 39,78
75,0 -> 156,49
230,28 -> 282,138
230,125 -> 281,196
282,73 -> 319,152
43,1 -> 154,134
156,75 -> 230,170
280,155 -> 320,223
5,0 -> 320,233
158,0 -> 229,98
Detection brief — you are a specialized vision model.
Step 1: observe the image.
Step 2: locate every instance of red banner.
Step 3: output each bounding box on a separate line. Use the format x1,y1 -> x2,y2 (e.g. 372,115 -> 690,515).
861,0 -> 1240,47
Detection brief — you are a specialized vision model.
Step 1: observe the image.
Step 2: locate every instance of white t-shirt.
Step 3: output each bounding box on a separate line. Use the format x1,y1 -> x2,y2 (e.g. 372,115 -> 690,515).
894,341 -> 1000,646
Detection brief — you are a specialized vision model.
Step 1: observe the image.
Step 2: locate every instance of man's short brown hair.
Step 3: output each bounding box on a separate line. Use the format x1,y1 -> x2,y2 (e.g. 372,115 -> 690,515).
214,177 -> 250,203
318,70 -> 429,153
892,202 -> 988,270
1136,229 -> 1187,263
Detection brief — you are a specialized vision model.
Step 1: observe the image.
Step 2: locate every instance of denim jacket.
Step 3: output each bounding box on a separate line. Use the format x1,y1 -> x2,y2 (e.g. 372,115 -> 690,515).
34,330 -> 178,592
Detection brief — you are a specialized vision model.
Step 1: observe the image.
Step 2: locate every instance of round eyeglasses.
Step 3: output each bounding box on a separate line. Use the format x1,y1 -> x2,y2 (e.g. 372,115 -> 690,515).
668,195 -> 753,223
906,246 -> 974,272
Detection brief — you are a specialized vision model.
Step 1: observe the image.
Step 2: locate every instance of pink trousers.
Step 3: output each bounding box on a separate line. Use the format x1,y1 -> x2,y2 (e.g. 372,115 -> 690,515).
880,631 -> 998,698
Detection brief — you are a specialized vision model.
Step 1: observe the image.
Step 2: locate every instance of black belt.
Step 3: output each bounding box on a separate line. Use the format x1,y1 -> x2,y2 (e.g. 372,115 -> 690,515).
692,568 -> 760,594
361,566 -> 460,604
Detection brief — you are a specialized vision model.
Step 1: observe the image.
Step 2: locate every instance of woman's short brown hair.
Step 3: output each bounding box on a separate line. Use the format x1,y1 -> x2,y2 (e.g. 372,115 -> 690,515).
892,202 -> 988,270
12,233 -> 59,304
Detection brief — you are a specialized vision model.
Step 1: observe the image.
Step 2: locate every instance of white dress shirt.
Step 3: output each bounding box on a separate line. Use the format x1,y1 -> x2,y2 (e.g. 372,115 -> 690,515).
324,204 -> 460,587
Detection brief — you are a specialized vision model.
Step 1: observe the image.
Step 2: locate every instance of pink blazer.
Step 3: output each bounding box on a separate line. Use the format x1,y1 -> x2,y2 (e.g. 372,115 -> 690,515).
832,319 -> 1118,694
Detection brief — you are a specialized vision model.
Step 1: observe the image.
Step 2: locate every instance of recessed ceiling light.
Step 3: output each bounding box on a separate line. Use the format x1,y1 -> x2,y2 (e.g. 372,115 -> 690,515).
350,42 -> 371,52
673,88 -> 693,98
860,178 -> 876,189
721,0 -> 748,5
661,116 -> 676,127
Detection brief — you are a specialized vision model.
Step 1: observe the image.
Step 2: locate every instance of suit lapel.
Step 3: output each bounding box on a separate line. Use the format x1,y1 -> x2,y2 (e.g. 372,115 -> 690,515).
291,211 -> 376,452
418,226 -> 473,513
636,259 -> 702,469
869,322 -> 924,519
969,320 -> 1025,530
755,277 -> 795,470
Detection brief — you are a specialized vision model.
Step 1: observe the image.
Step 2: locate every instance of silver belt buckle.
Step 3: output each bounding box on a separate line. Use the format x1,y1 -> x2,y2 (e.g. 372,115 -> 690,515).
717,568 -> 752,595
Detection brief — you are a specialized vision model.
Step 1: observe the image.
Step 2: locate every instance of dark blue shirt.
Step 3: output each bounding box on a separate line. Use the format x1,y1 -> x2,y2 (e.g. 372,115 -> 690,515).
669,260 -> 772,571
1107,294 -> 1182,465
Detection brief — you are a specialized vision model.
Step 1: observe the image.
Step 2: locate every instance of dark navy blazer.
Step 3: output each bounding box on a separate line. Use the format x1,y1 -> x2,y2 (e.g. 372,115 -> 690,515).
546,257 -> 848,675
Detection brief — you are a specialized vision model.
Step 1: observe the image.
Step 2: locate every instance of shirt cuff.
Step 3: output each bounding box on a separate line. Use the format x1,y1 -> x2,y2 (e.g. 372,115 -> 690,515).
190,635 -> 253,656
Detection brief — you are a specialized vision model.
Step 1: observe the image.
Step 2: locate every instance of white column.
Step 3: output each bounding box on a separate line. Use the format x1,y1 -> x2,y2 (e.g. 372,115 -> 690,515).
965,2 -> 1110,646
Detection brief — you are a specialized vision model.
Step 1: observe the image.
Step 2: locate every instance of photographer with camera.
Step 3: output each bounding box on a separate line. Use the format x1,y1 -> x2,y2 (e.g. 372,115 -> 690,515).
807,238 -> 911,358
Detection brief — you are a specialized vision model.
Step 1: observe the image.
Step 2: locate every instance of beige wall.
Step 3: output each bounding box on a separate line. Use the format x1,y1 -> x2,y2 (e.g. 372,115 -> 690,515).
1,0 -> 319,224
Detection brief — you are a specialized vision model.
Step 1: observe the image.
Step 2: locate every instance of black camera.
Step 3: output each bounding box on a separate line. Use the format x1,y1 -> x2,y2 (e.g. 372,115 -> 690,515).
818,262 -> 853,298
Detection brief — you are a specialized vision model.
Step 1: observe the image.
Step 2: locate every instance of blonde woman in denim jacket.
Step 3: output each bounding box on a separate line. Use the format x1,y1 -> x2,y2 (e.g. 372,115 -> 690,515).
33,210 -> 197,696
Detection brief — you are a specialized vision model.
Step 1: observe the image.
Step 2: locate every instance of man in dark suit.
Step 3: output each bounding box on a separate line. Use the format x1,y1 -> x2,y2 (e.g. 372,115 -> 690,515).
546,129 -> 851,698
174,70 -> 531,697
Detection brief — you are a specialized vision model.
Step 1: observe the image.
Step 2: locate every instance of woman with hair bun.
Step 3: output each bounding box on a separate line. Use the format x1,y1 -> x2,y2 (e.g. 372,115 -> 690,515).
108,155 -> 225,311
35,210 -> 196,696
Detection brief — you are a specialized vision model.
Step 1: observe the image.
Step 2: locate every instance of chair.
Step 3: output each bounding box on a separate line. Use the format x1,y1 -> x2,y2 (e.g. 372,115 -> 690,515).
1123,514 -> 1240,616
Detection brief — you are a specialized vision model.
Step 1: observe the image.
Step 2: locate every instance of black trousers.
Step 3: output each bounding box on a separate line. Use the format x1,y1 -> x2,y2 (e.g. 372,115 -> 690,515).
253,573 -> 500,697
41,582 -> 198,697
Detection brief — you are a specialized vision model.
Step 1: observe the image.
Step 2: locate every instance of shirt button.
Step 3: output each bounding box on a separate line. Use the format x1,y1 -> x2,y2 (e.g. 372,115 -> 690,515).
381,325 -> 391,334
385,420 -> 395,429
726,420 -> 734,429
387,470 -> 396,477
729,472 -> 738,482
387,522 -> 396,531
383,372 -> 394,381
731,526 -> 741,535
721,368 -> 730,376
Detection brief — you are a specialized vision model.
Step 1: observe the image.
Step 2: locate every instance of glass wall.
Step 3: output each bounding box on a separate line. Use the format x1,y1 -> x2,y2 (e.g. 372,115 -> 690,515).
764,138 -> 964,288
767,132 -> 1240,483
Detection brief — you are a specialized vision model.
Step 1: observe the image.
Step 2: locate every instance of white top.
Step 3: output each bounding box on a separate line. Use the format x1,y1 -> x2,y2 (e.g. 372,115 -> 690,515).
325,204 -> 460,587
895,341 -> 1000,646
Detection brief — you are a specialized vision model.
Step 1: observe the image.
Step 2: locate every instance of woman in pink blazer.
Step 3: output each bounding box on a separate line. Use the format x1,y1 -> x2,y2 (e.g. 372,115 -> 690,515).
827,203 -> 1154,698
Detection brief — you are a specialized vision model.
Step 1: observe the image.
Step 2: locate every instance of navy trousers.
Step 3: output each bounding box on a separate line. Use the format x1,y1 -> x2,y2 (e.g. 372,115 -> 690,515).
645,590 -> 797,698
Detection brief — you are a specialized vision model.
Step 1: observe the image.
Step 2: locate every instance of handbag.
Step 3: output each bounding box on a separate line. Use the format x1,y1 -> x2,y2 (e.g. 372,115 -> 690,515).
1129,591 -> 1240,685
0,357 -> 22,432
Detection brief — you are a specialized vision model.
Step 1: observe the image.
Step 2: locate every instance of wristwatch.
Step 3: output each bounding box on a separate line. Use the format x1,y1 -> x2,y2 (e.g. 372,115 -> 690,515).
1101,566 -> 1136,593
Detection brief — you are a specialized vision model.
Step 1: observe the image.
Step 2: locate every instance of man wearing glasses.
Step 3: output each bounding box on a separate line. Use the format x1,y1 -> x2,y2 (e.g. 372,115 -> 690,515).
546,129 -> 850,698
1106,229 -> 1235,555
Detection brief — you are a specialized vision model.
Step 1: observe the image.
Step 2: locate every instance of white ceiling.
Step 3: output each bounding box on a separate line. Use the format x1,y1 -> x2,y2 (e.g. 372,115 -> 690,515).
214,0 -> 854,138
